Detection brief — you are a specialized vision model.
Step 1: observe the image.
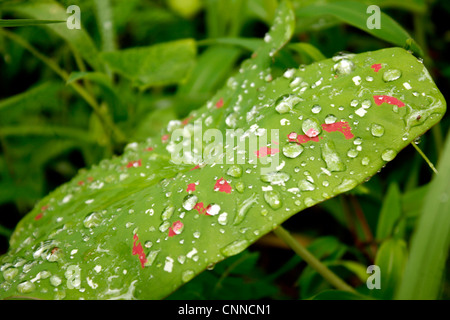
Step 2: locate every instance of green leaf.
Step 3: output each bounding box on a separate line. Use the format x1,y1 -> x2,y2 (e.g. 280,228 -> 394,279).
396,131 -> 450,300
296,1 -> 424,56
3,0 -> 103,71
373,238 -> 408,299
376,182 -> 402,240
311,289 -> 373,300
100,39 -> 197,89
0,19 -> 65,27
0,0 -> 446,300
288,42 -> 326,62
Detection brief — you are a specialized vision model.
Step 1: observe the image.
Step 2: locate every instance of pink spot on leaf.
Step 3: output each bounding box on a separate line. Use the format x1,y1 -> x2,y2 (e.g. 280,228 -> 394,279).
144,147 -> 154,152
162,134 -> 170,143
214,178 -> 232,194
321,121 -> 354,139
216,98 -> 224,109
190,164 -> 200,171
371,64 -> 382,72
132,234 -> 147,268
194,202 -> 207,215
373,95 -> 405,108
288,133 -> 321,144
182,116 -> 194,126
186,183 -> 196,192
255,146 -> 280,158
168,221 -> 184,237
126,159 -> 142,168
34,213 -> 43,221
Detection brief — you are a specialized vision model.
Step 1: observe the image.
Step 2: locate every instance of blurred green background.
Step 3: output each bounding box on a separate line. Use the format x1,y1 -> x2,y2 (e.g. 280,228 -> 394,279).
0,0 -> 448,299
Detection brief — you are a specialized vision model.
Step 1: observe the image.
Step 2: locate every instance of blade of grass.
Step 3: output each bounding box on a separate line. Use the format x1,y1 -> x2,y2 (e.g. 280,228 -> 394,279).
411,142 -> 438,174
274,226 -> 356,293
0,19 -> 65,27
396,131 -> 450,300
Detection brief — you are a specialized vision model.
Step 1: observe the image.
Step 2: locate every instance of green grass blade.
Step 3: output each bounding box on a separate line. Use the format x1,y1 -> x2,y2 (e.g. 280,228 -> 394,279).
296,1 -> 424,56
396,130 -> 450,300
0,19 -> 65,27
376,182 -> 402,241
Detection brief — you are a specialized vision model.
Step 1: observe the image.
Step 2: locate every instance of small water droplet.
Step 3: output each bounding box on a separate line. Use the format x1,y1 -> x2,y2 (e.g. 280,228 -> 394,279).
311,104 -> 321,114
206,203 -> 221,216
325,114 -> 337,124
182,195 -> 198,211
2,268 -> 18,281
159,221 -> 171,233
83,212 -> 102,228
235,181 -> 245,193
371,123 -> 385,137
225,112 -> 239,128
161,205 -> 175,220
50,275 -> 62,287
347,148 -> 359,158
234,193 -> 258,225
227,164 -> 243,178
218,212 -> 228,225
383,69 -> 402,82
221,240 -> 248,257
361,157 -> 370,166
263,190 -> 282,209
275,94 -> 301,114
282,143 -> 304,159
381,149 -> 397,161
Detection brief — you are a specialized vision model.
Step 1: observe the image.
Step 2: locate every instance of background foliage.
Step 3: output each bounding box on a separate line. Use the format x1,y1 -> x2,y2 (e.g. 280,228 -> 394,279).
0,0 -> 448,299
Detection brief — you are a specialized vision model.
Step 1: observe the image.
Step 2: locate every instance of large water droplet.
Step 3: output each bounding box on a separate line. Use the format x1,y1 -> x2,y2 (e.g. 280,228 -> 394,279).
298,179 -> 316,191
17,281 -> 36,294
234,193 -> 258,225
182,270 -> 195,283
159,221 -> 171,233
333,178 -> 358,193
361,157 -> 370,166
83,212 -> 102,228
182,195 -> 198,211
282,143 -> 304,159
260,171 -> 291,185
302,118 -> 321,138
263,190 -> 282,210
227,164 -> 243,178
371,123 -> 385,137
383,69 -> 402,82
206,203 -> 221,216
161,205 -> 175,220
321,142 -> 346,172
334,59 -> 355,75
50,275 -> 62,287
381,149 -> 397,161
2,268 -> 18,281
275,94 -> 301,114
221,240 -> 249,257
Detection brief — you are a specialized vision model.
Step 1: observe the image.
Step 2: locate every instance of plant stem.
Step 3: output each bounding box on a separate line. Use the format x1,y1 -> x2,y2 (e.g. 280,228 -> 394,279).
411,142 -> 438,174
273,226 -> 356,293
0,28 -> 127,147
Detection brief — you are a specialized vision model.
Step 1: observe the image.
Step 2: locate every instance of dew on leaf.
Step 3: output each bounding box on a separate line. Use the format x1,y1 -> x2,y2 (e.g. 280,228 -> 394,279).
161,205 -> 175,220
311,104 -> 322,114
382,69 -> 402,82
182,194 -> 198,211
333,178 -> 358,193
260,171 -> 291,185
325,114 -> 337,124
321,142 -> 346,172
234,193 -> 258,225
282,143 -> 304,159
361,157 -> 370,166
371,123 -> 385,137
333,59 -> 355,75
298,179 -> 316,191
263,190 -> 282,209
17,281 -> 36,294
221,240 -> 248,257
227,164 -> 243,178
302,118 -> 321,138
182,270 -> 195,283
381,149 -> 397,161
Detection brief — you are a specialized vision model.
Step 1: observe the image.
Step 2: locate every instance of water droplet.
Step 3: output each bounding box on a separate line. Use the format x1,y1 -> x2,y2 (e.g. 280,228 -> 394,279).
302,118 -> 321,138
182,270 -> 195,283
325,114 -> 337,124
347,148 -> 359,158
361,157 -> 370,166
206,203 -> 221,216
381,149 -> 397,161
218,212 -> 228,225
350,99 -> 358,107
161,205 -> 175,220
144,241 -> 153,248
260,171 -> 291,185
371,123 -> 385,137
298,179 -> 315,191
321,142 -> 346,172
304,197 -> 315,207
227,165 -> 243,178
221,240 -> 248,257
263,190 -> 282,210
83,212 -> 102,228
361,99 -> 372,109
182,195 -> 198,211
311,104 -> 321,114
159,221 -> 171,233
383,69 -> 402,82
333,178 -> 358,193
235,181 -> 245,193
334,59 -> 355,75
225,112 -> 239,128
2,268 -> 18,281
282,143 -> 304,159
234,193 -> 258,225
50,275 -> 62,287
17,281 -> 36,294
275,94 -> 301,114
353,137 -> 362,145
